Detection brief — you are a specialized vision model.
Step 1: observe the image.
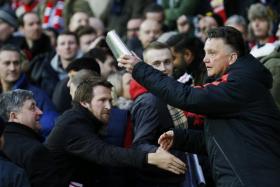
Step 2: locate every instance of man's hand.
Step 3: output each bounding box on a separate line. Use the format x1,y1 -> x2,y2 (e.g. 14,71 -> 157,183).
117,53 -> 141,73
158,130 -> 174,151
148,147 -> 186,175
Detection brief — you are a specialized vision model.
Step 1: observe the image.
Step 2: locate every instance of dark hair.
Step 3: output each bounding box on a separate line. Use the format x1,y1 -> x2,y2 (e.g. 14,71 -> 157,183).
19,11 -> 39,27
167,33 -> 207,84
85,48 -> 114,64
0,44 -> 21,54
74,78 -> 112,103
58,31 -> 79,44
76,25 -> 97,39
207,26 -> 246,57
144,3 -> 164,14
45,27 -> 59,38
66,57 -> 101,75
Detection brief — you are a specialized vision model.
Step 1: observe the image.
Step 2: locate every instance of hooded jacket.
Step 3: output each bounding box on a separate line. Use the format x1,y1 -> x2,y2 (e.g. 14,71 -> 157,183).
260,46 -> 280,109
132,54 -> 280,187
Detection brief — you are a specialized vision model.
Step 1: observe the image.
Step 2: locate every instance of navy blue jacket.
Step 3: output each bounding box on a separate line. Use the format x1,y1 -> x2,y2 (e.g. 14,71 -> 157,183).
132,54 -> 280,187
12,74 -> 58,137
0,151 -> 31,187
3,122 -> 61,187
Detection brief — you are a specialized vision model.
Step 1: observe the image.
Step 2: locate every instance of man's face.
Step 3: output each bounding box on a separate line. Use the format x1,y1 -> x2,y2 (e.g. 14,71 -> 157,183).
79,33 -> 97,53
197,16 -> 218,42
127,18 -> 142,39
97,55 -> 117,78
251,18 -> 269,39
177,15 -> 190,34
139,20 -> 161,48
203,38 -> 233,77
87,86 -> 112,124
144,48 -> 173,76
56,35 -> 79,62
10,99 -> 42,131
69,12 -> 89,32
0,19 -> 14,42
22,13 -> 42,41
122,72 -> 132,99
0,50 -> 21,85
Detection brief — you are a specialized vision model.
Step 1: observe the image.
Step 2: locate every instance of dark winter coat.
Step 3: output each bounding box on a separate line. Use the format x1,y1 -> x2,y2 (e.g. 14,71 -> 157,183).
132,54 -> 280,187
3,122 -> 61,187
0,151 -> 31,187
130,80 -> 185,186
46,103 -> 147,187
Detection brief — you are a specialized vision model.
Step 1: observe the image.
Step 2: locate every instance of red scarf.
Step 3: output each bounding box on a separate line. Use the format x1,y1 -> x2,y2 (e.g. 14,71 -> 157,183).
129,79 -> 148,101
42,0 -> 64,30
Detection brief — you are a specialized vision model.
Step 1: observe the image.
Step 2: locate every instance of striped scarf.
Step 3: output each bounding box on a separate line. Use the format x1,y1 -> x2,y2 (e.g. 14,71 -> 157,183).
42,0 -> 64,30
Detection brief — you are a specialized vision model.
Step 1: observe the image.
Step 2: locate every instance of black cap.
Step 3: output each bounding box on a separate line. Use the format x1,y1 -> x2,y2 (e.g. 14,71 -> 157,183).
0,9 -> 18,28
66,57 -> 101,75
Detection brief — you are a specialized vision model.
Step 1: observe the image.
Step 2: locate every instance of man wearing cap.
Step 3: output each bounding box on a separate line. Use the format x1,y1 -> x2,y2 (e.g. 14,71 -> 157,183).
0,8 -> 21,48
0,116 -> 31,187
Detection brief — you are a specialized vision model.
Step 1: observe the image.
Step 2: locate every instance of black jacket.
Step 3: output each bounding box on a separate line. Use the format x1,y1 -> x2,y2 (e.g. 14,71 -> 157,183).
131,90 -> 185,185
46,103 -> 147,187
132,54 -> 280,187
3,122 -> 61,187
28,51 -> 58,97
0,151 -> 31,187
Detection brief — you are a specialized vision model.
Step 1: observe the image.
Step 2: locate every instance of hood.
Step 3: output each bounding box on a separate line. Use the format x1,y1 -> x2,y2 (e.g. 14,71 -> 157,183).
129,79 -> 148,100
228,54 -> 273,89
260,46 -> 280,64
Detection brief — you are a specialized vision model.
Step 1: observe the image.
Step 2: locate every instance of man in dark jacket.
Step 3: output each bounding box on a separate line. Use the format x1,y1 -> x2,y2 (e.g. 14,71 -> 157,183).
46,78 -> 186,187
0,117 -> 31,187
0,45 -> 58,137
0,89 -> 62,187
118,26 -> 280,187
130,41 -> 186,187
18,12 -> 52,60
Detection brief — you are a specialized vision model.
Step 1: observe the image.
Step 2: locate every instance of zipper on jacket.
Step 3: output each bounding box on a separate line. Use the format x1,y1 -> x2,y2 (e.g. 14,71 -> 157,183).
212,137 -> 245,186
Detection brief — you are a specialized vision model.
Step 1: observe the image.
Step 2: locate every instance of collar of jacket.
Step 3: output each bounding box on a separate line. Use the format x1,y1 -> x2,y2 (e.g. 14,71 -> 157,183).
4,122 -> 44,142
129,79 -> 148,100
72,102 -> 104,131
12,73 -> 28,90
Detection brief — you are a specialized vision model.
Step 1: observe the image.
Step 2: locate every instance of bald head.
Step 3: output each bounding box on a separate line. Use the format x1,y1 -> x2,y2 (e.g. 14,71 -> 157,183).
139,19 -> 162,48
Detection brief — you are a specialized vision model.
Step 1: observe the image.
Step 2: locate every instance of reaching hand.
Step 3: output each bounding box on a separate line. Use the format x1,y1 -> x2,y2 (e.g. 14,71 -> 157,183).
148,147 -> 186,175
158,130 -> 174,151
117,52 -> 141,73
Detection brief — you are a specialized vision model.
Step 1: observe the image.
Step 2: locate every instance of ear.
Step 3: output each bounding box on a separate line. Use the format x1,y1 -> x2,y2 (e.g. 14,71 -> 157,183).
80,101 -> 90,109
183,49 -> 194,65
228,53 -> 238,65
9,112 -> 18,122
